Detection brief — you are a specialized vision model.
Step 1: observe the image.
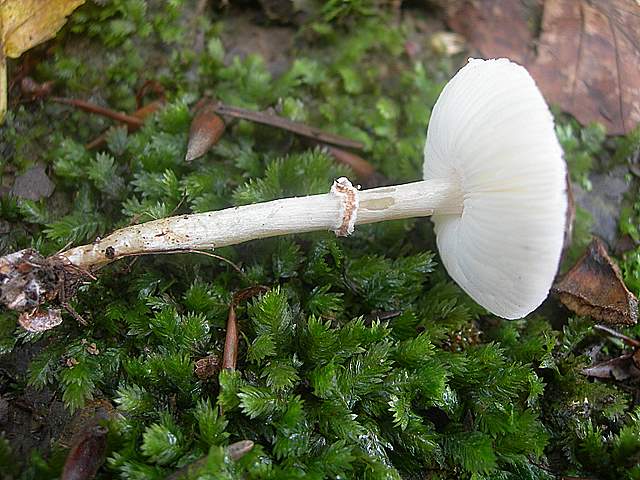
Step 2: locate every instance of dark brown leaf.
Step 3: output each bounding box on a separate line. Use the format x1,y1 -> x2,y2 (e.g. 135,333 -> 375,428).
447,0 -> 535,65
447,0 -> 640,134
582,352 -> 640,380
553,237 -> 638,325
185,101 -> 226,162
194,354 -> 220,380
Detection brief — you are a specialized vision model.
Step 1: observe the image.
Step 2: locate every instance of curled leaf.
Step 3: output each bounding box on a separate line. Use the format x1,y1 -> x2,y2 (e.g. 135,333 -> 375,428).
553,237 -> 638,325
185,101 -> 226,162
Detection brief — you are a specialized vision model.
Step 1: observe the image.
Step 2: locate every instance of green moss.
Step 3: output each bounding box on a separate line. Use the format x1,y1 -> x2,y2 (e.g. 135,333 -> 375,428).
1,2 -> 639,479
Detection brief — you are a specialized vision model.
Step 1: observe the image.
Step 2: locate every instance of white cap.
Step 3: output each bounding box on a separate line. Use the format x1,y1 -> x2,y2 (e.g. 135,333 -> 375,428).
424,58 -> 567,319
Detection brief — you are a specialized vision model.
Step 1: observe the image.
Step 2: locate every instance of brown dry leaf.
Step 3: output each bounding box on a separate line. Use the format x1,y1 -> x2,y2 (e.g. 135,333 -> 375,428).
447,0 -> 534,65
194,354 -> 220,380
447,0 -> 640,134
185,101 -> 226,162
553,237 -> 639,325
0,0 -> 85,122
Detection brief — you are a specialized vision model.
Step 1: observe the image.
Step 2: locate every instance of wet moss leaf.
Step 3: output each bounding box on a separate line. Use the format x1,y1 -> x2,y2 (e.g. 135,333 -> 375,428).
0,0 -> 85,122
553,237 -> 639,325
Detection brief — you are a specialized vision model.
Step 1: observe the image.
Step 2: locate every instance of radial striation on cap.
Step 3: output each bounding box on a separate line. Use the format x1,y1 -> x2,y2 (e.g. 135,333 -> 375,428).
424,58 -> 567,319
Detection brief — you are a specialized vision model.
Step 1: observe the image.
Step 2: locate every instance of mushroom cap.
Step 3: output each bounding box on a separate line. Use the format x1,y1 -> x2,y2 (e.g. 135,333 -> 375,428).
424,58 -> 567,319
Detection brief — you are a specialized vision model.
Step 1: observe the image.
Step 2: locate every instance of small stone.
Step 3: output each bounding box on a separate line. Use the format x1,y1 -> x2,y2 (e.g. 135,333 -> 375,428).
10,165 -> 55,201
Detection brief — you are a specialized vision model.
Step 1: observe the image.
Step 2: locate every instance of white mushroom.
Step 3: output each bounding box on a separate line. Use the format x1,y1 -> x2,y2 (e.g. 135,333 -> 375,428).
1,58 -> 567,320
425,58 -> 567,319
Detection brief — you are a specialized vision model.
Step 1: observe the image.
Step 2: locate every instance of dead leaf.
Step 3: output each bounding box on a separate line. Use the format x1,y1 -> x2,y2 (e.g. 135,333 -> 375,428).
0,0 -> 85,122
447,0 -> 640,135
18,308 -> 63,332
447,0 -> 534,65
227,440 -> 255,460
185,102 -> 226,162
194,354 -> 220,380
553,237 -> 639,325
582,352 -> 640,381
20,76 -> 54,100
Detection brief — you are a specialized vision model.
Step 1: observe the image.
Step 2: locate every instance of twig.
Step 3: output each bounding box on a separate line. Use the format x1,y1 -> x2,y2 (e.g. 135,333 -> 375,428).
85,99 -> 164,150
165,440 -> 254,480
593,324 -> 640,348
213,102 -> 365,150
324,145 -> 376,178
50,97 -> 143,129
102,248 -> 245,276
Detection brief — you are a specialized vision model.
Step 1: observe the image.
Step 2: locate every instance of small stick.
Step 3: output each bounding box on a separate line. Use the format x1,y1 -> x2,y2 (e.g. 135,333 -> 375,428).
213,102 -> 364,150
324,145 -> 387,186
107,248 -> 244,276
593,324 -> 640,348
50,97 -> 144,129
85,99 -> 164,150
165,440 -> 254,480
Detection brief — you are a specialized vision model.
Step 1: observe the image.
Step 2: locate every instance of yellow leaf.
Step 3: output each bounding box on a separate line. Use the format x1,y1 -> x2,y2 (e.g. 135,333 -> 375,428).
1,0 -> 85,58
0,0 -> 85,122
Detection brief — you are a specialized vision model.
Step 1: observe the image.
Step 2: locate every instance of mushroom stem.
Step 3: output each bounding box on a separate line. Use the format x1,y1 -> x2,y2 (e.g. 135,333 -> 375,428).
61,178 -> 462,270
